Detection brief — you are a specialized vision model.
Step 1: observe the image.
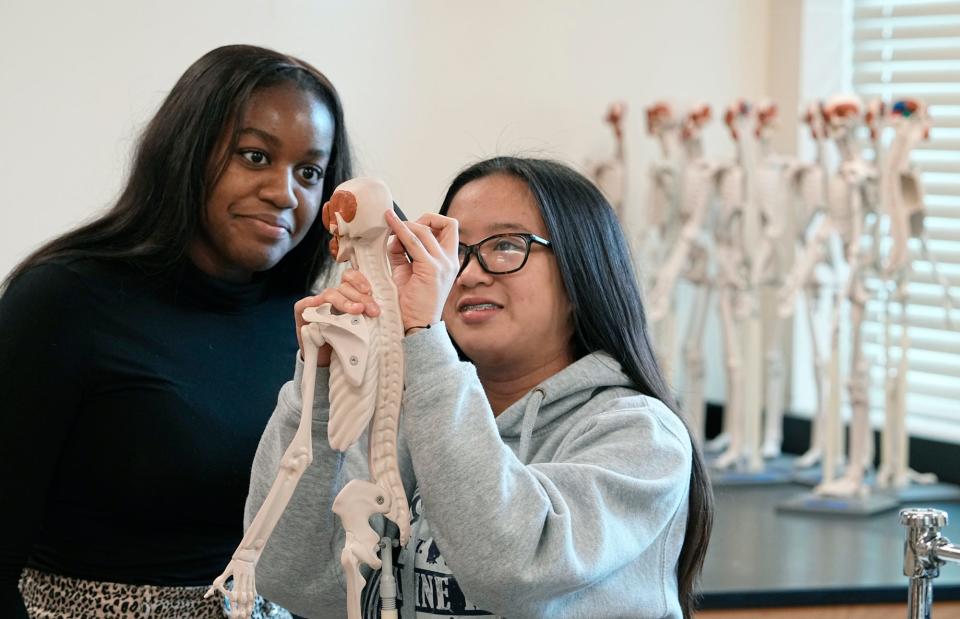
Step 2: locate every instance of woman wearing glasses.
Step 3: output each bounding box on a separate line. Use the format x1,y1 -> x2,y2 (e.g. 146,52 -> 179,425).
245,157 -> 712,618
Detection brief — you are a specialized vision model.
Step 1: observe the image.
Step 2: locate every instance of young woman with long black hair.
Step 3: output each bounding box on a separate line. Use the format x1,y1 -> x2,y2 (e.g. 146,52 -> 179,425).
0,44 -> 352,618
246,156 -> 712,618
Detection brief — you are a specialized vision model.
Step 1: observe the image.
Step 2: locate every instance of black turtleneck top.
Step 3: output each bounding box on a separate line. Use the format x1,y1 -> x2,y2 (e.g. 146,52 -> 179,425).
0,258 -> 305,616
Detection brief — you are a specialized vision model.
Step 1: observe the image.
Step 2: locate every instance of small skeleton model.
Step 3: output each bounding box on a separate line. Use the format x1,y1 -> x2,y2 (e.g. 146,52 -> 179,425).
875,99 -> 952,490
643,101 -> 684,382
779,102 -> 837,470
710,99 -> 756,469
208,178 -> 408,619
588,101 -> 628,221
751,99 -> 796,458
812,95 -> 881,499
647,103 -> 715,445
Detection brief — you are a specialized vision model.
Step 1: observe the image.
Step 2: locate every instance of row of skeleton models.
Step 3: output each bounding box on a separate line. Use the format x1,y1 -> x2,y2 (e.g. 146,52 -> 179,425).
586,95 -> 954,500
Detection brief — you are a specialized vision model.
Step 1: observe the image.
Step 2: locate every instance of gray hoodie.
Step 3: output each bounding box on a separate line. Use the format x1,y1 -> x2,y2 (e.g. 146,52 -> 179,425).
245,324 -> 692,619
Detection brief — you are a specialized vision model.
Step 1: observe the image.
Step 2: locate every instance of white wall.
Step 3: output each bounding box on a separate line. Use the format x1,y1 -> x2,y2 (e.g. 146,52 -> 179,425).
0,0 -> 783,400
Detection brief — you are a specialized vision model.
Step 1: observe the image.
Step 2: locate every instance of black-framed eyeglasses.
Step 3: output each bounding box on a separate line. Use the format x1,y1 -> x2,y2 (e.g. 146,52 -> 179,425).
457,232 -> 553,277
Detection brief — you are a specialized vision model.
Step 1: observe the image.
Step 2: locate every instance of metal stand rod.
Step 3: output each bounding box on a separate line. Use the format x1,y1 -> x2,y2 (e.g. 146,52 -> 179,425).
939,545 -> 960,563
901,508 -> 960,619
907,577 -> 933,619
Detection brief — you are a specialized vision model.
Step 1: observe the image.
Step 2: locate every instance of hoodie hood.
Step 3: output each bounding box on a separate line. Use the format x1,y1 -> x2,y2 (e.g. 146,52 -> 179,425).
495,352 -> 638,461
496,351 -> 635,437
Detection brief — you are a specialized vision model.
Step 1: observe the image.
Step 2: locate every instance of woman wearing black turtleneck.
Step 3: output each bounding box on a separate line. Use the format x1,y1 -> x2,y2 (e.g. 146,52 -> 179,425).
0,45 -> 353,618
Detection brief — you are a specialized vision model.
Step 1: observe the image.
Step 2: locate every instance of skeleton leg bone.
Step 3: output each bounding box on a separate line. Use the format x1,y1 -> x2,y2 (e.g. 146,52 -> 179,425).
761,306 -> 787,458
878,278 -> 908,488
794,294 -> 826,470
332,479 -> 393,619
817,276 -> 871,498
682,283 -> 712,445
712,287 -> 745,470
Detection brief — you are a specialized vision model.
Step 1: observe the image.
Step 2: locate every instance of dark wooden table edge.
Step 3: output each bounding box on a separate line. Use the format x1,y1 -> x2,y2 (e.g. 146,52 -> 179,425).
698,585 -> 960,609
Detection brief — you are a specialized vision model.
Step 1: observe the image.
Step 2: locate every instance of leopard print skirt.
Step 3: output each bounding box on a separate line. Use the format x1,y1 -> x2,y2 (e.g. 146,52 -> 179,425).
19,567 -> 292,619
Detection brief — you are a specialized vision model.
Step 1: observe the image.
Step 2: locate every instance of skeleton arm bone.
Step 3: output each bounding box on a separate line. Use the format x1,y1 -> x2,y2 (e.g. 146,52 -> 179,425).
794,282 -> 828,468
209,292 -> 373,618
882,107 -> 955,324
647,163 -> 679,232
648,225 -> 704,322
917,234 -> 957,328
906,203 -> 957,323
648,159 -> 715,321
883,100 -> 927,277
207,326 -> 322,618
752,162 -> 795,287
778,215 -> 833,318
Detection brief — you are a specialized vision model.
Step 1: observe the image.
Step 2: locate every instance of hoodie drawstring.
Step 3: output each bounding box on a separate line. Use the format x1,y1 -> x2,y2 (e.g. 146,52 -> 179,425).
518,388 -> 545,464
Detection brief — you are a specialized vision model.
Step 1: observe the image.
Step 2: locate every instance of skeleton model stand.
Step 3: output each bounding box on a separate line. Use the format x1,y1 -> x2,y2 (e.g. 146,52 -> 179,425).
811,95 -> 881,500
779,96 -> 900,514
780,97 -> 868,497
647,103 -> 715,446
711,99 -> 807,481
781,102 -> 835,472
208,178 -> 408,619
751,99 -> 796,459
876,100 -> 954,496
711,99 -> 759,472
643,102 -> 683,384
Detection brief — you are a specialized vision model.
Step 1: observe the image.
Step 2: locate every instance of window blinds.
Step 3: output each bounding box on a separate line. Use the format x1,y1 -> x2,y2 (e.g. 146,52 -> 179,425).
852,0 -> 960,441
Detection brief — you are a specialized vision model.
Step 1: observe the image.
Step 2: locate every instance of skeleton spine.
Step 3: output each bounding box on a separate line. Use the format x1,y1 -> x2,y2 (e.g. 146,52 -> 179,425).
360,240 -> 410,542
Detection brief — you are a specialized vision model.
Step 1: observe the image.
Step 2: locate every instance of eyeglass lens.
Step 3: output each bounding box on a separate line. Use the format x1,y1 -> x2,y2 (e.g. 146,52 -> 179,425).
458,235 -> 529,274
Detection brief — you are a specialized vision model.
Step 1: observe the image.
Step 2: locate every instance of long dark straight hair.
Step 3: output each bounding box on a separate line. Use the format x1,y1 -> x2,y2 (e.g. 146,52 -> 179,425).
439,156 -> 713,618
3,44 -> 353,293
